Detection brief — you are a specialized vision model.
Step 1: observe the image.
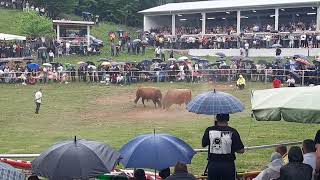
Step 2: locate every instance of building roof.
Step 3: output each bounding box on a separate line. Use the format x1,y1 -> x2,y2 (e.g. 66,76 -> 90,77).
140,0 -> 320,15
52,20 -> 95,26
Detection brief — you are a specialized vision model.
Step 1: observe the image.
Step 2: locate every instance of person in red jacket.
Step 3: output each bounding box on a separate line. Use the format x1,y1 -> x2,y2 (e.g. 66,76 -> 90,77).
273,77 -> 282,88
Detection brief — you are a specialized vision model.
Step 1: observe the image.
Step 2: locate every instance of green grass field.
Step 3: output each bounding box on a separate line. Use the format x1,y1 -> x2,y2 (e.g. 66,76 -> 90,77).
0,82 -> 318,175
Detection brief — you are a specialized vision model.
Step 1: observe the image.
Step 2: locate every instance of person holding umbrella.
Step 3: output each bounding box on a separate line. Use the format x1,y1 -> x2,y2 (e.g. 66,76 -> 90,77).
202,114 -> 245,180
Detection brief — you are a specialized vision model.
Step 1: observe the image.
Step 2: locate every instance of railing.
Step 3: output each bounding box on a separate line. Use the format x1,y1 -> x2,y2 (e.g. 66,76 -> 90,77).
0,68 -> 318,86
0,141 -> 302,159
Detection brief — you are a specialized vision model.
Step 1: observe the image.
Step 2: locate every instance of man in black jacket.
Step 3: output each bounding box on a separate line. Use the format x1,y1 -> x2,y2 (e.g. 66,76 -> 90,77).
279,146 -> 313,180
202,114 -> 245,180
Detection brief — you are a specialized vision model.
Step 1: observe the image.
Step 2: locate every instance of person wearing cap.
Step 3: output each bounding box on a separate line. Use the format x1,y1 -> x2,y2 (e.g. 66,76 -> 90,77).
236,75 -> 246,90
34,89 -> 42,114
202,114 -> 245,180
279,146 -> 313,180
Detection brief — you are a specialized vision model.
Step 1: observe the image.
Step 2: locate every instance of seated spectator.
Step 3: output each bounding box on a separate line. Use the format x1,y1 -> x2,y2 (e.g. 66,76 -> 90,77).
159,168 -> 170,179
253,152 -> 284,180
273,77 -> 282,88
303,139 -> 316,171
276,145 -> 288,164
279,146 -> 313,180
165,162 -> 196,180
133,169 -> 146,180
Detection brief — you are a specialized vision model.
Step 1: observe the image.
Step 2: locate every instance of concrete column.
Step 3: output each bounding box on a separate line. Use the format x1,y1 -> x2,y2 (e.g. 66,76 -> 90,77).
172,14 -> 176,36
87,25 -> 90,47
237,10 -> 241,34
56,24 -> 60,42
201,12 -> 206,36
317,6 -> 320,31
143,16 -> 148,32
275,8 -> 279,31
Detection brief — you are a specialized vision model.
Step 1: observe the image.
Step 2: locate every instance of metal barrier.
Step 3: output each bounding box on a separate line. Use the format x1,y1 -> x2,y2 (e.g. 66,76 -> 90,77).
0,141 -> 302,159
0,68 -> 318,86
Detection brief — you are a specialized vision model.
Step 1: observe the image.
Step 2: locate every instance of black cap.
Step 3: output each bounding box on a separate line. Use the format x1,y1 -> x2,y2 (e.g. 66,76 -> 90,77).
216,114 -> 230,122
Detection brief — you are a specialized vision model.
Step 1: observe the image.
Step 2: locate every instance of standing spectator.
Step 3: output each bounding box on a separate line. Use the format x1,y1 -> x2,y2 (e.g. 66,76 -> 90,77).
301,33 -> 307,48
244,41 -> 249,57
202,114 -> 245,180
65,41 -> 70,55
165,162 -> 196,180
289,34 -> 295,48
276,48 -> 282,56
34,89 -> 42,114
155,46 -> 160,58
279,146 -> 313,180
316,33 -> 320,48
48,50 -> 54,62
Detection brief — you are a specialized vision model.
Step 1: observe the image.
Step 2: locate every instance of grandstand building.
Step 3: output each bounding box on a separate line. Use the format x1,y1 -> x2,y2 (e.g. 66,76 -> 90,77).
140,0 -> 320,36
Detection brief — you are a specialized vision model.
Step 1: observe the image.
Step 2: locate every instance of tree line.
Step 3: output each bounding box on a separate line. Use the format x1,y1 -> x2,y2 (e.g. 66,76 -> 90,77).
29,0 -> 207,27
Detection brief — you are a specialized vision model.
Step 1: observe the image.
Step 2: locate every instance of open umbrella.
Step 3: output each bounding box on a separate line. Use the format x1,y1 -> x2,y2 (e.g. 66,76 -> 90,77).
198,59 -> 209,65
215,52 -> 226,58
27,63 -> 40,71
0,162 -> 25,180
257,60 -> 268,65
191,57 -> 201,61
133,39 -> 141,43
120,133 -> 196,171
231,56 -> 242,62
77,61 -> 86,65
295,58 -> 311,65
88,65 -> 97,70
167,58 -> 176,62
152,58 -> 163,63
187,90 -> 245,115
293,54 -> 308,60
178,56 -> 188,61
101,62 -> 111,66
42,63 -> 52,67
140,60 -> 153,66
86,61 -> 95,66
97,58 -> 110,62
252,86 -> 320,123
32,137 -> 120,180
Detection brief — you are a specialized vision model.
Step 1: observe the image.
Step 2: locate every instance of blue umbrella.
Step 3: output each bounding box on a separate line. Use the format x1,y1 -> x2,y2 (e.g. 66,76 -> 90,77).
27,63 -> 40,70
120,133 -> 196,171
0,162 -> 25,180
191,57 -> 201,61
186,90 -> 245,115
140,60 -> 153,66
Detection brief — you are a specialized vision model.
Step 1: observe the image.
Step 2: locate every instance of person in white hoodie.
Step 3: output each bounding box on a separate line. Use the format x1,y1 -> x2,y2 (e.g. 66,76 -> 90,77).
253,152 -> 285,180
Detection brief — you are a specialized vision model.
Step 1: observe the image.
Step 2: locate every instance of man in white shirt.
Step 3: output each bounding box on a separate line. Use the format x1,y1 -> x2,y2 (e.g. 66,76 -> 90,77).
303,139 -> 316,171
301,33 -> 307,48
48,50 -> 54,62
34,89 -> 43,114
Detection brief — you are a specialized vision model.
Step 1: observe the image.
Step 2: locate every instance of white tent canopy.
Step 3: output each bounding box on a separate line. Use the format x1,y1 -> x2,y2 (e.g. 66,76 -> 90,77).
0,33 -> 26,41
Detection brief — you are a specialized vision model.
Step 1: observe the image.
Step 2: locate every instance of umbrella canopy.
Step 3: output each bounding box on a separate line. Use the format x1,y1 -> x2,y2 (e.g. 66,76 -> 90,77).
257,60 -> 268,65
271,44 -> 282,48
191,57 -> 201,61
120,133 -> 196,171
139,60 -> 153,66
0,33 -> 26,41
101,62 -> 111,66
293,54 -> 308,60
86,61 -> 95,66
251,86 -> 320,123
167,58 -> 176,61
77,61 -> 86,65
27,63 -> 40,70
198,59 -> 209,65
133,39 -> 141,43
242,58 -> 254,63
32,138 -> 120,180
295,58 -> 311,65
88,65 -> 97,70
178,56 -> 188,61
231,56 -> 242,62
152,58 -> 163,63
0,162 -> 25,180
187,90 -> 245,115
215,52 -> 226,57
42,63 -> 52,67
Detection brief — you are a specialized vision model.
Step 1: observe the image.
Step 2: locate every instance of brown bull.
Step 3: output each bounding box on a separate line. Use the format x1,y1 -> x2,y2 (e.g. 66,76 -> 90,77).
162,89 -> 192,109
134,87 -> 162,108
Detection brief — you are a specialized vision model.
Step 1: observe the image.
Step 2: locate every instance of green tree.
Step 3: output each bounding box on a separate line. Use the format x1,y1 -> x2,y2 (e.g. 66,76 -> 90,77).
18,11 -> 55,38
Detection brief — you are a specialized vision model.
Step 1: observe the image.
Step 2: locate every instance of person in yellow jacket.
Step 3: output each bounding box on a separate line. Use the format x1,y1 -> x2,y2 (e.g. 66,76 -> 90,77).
237,75 -> 246,90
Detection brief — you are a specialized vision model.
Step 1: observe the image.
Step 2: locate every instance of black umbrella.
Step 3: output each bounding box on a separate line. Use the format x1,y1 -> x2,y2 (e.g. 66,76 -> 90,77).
152,58 -> 163,63
257,60 -> 268,65
86,61 -> 96,66
32,137 -> 120,180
